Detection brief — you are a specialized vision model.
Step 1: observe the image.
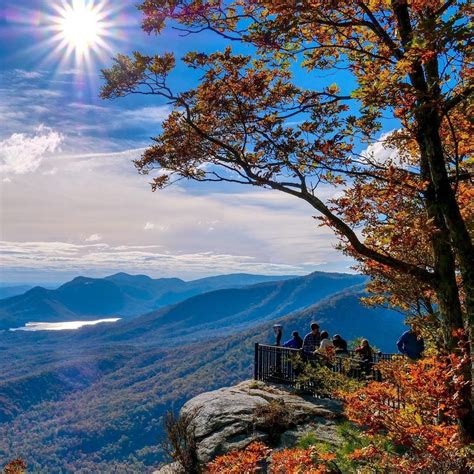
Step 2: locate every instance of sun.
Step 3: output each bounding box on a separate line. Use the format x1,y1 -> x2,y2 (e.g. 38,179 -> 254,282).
59,2 -> 103,53
47,0 -> 116,67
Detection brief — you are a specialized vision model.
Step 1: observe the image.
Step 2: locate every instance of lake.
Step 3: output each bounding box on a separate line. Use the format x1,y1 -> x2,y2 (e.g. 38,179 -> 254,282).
9,318 -> 121,331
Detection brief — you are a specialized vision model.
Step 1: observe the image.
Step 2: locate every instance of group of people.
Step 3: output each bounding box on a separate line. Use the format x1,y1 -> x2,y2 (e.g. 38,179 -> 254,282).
273,322 -> 425,363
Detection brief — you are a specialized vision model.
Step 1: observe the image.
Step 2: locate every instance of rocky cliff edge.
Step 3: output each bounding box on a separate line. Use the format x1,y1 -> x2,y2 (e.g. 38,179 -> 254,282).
156,379 -> 343,472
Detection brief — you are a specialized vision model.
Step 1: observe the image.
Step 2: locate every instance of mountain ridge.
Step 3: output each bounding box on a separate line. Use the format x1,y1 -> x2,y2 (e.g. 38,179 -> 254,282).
0,272 -> 300,330
85,271 -> 366,343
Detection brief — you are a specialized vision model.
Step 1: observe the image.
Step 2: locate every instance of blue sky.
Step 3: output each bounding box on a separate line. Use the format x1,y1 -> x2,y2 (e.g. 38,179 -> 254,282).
0,0 -> 390,285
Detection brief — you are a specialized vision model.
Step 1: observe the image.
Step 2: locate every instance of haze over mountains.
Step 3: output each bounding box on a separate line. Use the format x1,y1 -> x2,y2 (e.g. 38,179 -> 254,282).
0,272 -> 297,330
0,271 -> 406,472
0,285 -> 33,300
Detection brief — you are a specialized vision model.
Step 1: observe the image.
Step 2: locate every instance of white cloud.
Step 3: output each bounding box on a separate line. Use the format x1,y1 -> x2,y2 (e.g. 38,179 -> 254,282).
361,130 -> 402,166
1,142 -> 354,281
14,69 -> 44,79
0,239 -> 318,277
85,234 -> 102,242
42,167 -> 58,176
122,105 -> 171,124
23,89 -> 63,99
68,102 -> 108,112
0,126 -> 62,175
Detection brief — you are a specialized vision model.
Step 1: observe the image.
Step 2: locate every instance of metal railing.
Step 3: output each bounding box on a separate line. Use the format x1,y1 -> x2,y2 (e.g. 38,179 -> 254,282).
254,343 -> 396,397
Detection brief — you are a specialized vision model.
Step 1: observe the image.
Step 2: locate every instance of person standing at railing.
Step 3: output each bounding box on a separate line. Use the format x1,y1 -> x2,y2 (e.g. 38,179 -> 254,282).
273,324 -> 283,346
332,334 -> 348,355
396,328 -> 425,360
302,322 -> 321,353
355,339 -> 374,374
283,331 -> 303,349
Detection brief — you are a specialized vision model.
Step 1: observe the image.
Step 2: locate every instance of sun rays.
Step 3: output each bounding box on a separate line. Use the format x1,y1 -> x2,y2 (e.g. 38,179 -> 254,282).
57,1 -> 104,54
5,0 -> 128,79
48,0 -> 116,69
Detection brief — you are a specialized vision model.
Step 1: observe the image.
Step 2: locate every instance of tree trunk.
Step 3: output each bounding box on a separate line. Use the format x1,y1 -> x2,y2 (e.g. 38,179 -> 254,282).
391,0 -> 473,438
416,111 -> 474,440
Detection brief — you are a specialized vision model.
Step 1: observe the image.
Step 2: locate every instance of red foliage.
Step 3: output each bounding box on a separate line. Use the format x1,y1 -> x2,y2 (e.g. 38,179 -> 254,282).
271,448 -> 335,474
341,345 -> 472,472
206,442 -> 339,474
3,459 -> 27,474
206,442 -> 270,473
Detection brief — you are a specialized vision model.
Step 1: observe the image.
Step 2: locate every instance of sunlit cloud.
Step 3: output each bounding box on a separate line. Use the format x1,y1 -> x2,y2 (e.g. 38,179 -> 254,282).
361,130 -> 402,166
0,126 -> 62,175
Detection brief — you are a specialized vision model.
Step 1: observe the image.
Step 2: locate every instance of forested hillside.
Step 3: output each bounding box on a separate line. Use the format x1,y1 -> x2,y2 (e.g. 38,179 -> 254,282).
0,284 -> 405,472
92,271 -> 365,343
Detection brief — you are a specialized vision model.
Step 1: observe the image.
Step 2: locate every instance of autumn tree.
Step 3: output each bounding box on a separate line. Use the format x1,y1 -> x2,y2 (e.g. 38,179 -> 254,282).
101,1 -> 473,436
342,336 -> 473,472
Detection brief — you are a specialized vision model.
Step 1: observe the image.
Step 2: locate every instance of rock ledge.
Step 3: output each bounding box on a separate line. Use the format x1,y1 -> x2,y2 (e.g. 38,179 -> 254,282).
181,379 -> 343,464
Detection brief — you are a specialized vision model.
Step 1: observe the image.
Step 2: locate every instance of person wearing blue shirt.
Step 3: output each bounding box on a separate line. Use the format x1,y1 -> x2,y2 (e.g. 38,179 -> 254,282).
283,331 -> 303,349
397,329 -> 425,360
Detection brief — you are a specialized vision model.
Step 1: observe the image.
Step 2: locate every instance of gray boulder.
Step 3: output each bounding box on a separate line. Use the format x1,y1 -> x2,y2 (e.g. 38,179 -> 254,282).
180,379 -> 343,463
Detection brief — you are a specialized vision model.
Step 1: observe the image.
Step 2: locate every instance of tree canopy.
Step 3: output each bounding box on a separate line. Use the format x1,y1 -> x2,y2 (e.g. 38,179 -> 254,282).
101,0 -> 473,436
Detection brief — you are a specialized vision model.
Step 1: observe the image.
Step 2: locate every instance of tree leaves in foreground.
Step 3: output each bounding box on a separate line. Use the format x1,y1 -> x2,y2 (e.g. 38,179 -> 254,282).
205,337 -> 473,473
101,0 -> 473,436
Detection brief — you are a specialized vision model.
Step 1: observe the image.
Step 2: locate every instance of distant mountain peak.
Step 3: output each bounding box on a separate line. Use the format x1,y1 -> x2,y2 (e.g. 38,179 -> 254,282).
61,276 -> 96,286
107,272 -> 152,281
25,286 -> 49,296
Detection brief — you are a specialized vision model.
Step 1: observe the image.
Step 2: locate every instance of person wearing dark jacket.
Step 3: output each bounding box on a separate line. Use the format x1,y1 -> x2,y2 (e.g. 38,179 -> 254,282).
283,331 -> 303,349
355,339 -> 374,373
332,334 -> 348,354
273,324 -> 283,346
397,329 -> 424,360
355,339 -> 373,362
302,322 -> 321,353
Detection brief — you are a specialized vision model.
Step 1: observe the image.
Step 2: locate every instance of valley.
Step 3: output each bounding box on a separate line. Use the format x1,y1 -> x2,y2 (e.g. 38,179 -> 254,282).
0,271 -> 406,472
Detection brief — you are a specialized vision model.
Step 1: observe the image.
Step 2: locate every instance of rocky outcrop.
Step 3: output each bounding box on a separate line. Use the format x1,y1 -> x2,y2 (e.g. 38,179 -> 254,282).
180,379 -> 343,464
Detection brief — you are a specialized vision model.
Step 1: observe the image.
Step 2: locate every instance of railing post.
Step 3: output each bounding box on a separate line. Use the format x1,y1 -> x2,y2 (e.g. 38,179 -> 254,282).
254,342 -> 259,380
